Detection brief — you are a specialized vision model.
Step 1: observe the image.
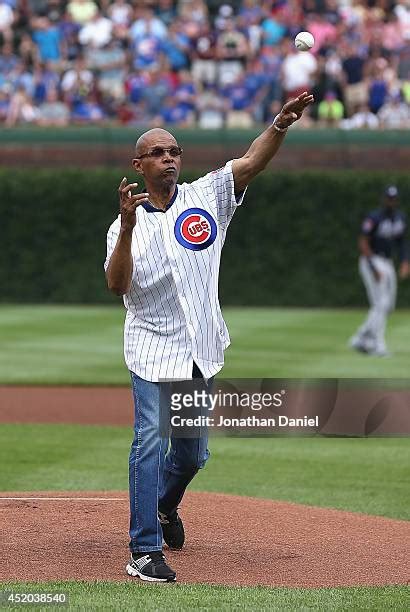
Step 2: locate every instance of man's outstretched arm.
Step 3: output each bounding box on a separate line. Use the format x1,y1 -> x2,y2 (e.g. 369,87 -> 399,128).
232,92 -> 314,193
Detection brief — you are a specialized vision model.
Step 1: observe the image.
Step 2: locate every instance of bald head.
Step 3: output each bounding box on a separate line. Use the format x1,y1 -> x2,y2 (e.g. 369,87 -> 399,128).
132,127 -> 182,195
135,128 -> 177,157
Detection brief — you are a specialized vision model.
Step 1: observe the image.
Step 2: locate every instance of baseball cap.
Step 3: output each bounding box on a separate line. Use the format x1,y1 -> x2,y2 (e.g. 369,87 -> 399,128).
385,185 -> 398,197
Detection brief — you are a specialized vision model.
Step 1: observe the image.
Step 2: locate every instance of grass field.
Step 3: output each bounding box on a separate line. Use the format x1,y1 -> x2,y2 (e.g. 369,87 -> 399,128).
1,582 -> 409,611
0,425 -> 409,520
0,306 -> 409,610
1,305 -> 410,384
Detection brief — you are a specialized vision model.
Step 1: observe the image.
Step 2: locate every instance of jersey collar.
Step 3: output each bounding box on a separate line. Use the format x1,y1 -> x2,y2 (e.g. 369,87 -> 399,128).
142,185 -> 178,213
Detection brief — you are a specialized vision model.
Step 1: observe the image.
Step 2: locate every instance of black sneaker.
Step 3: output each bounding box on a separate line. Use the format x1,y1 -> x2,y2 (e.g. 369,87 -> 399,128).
126,551 -> 176,582
159,509 -> 185,550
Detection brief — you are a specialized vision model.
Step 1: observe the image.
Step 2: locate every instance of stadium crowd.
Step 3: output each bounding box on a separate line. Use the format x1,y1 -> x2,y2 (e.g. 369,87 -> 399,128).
0,0 -> 409,128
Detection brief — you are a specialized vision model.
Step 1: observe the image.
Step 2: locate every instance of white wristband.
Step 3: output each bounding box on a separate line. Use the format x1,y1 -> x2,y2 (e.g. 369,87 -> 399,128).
272,114 -> 288,132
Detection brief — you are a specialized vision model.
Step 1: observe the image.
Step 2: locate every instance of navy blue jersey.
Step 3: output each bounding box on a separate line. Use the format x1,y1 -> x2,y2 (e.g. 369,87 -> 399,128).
361,208 -> 408,261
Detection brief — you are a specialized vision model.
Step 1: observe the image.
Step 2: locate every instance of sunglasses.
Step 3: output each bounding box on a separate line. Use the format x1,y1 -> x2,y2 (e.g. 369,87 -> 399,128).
137,146 -> 183,159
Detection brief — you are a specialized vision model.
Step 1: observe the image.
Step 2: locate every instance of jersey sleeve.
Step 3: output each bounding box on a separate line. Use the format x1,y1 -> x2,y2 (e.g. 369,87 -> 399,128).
104,215 -> 121,272
191,160 -> 247,230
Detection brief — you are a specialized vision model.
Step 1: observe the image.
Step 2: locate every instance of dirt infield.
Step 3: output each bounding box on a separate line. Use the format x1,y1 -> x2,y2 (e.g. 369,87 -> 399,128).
0,386 -> 133,426
0,491 -> 409,587
1,384 -> 409,435
0,386 -> 409,588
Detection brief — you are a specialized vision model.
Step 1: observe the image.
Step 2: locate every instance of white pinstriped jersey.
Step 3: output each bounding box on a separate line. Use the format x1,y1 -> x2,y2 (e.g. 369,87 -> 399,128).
104,160 -> 247,382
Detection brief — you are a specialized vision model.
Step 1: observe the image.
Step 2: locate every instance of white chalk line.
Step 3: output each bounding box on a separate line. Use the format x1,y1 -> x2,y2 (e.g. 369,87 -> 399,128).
0,497 -> 127,501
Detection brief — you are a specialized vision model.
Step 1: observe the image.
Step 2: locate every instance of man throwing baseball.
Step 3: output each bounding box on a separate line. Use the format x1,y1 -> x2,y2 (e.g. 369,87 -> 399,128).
350,185 -> 409,356
104,92 -> 313,582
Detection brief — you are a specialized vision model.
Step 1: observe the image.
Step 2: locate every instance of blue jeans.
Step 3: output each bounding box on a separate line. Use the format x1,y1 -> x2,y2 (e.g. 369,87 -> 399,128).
129,365 -> 210,552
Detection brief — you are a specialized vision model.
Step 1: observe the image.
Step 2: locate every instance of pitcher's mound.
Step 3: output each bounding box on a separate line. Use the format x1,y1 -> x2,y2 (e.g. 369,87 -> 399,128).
0,491 -> 408,587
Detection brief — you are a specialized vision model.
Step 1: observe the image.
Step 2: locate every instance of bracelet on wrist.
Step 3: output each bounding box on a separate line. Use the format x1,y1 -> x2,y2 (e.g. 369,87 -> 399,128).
272,114 -> 288,132
273,122 -> 288,133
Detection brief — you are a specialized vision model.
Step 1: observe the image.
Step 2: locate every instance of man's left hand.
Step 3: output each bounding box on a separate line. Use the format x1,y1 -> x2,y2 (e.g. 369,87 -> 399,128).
275,92 -> 314,130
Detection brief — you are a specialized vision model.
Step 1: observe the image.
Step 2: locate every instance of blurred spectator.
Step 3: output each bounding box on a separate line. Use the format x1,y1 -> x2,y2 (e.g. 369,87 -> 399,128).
131,24 -> 163,70
160,20 -> 190,72
0,41 -> 18,77
285,3 -> 305,39
196,83 -> 225,128
108,0 -> 132,41
78,11 -> 112,48
402,77 -> 410,103
368,66 -> 389,114
109,0 -> 132,28
323,0 -> 340,27
340,104 -> 379,130
31,16 -> 62,63
238,2 -> 264,56
378,91 -> 410,128
155,0 -> 176,28
0,84 -> 10,120
216,18 -> 248,86
125,68 -> 149,103
32,61 -> 60,103
261,11 -> 286,46
11,60 -> 34,97
0,0 -> 14,42
61,55 -> 93,98
342,43 -> 367,116
18,33 -> 37,68
306,12 -> 337,54
174,70 -> 197,112
281,39 -> 317,100
238,0 -> 264,25
85,39 -> 126,99
116,99 -> 136,124
155,94 -> 195,126
244,57 -> 272,121
191,22 -> 217,84
397,42 -> 410,80
222,73 -> 253,112
130,7 -> 167,41
244,57 -> 270,97
0,0 -> 408,128
383,14 -> 404,52
141,66 -> 172,116
67,0 -> 98,26
318,90 -> 344,125
223,72 -> 255,127
71,91 -> 104,122
37,88 -> 70,126
180,0 -> 208,27
215,3 -> 233,31
395,0 -> 410,41
59,12 -> 82,61
5,84 -> 37,125
226,108 -> 253,128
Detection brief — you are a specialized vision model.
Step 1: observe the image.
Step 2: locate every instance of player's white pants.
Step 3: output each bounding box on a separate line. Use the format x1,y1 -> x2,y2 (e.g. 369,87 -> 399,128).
354,255 -> 397,353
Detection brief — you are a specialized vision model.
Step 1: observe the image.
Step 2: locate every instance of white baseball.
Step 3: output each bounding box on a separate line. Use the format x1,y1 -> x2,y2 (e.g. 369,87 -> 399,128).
295,31 -> 315,52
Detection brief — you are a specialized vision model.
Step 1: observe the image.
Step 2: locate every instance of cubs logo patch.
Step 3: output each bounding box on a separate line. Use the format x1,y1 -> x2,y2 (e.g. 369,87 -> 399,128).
174,208 -> 217,251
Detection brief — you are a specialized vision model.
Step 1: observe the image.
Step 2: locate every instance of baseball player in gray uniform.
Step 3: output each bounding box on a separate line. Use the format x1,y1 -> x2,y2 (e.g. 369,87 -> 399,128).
105,92 -> 313,582
350,185 -> 409,356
